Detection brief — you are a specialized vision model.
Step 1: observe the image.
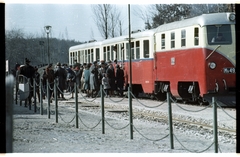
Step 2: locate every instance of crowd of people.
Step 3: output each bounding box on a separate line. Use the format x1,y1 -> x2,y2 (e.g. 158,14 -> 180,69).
14,58 -> 125,106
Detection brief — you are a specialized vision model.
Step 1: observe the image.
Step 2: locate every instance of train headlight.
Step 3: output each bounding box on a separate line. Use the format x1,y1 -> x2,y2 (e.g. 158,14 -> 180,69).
209,62 -> 217,69
228,13 -> 236,22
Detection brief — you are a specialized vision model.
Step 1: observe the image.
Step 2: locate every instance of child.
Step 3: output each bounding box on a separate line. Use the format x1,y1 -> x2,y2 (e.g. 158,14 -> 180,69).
102,73 -> 111,98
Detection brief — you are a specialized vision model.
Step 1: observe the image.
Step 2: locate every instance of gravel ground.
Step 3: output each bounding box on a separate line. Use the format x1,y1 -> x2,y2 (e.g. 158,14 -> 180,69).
12,96 -> 236,153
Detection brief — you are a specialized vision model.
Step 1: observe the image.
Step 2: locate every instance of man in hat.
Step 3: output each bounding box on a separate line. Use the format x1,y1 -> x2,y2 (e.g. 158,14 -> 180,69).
115,64 -> 124,97
54,62 -> 67,99
42,63 -> 55,103
19,58 -> 35,106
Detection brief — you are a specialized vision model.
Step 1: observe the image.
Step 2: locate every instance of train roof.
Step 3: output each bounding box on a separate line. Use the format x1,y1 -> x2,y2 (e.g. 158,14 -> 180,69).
69,41 -> 102,51
101,29 -> 155,45
155,12 -> 235,33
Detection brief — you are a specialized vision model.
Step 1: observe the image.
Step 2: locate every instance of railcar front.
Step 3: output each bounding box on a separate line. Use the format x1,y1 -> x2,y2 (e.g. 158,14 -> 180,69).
153,12 -> 235,106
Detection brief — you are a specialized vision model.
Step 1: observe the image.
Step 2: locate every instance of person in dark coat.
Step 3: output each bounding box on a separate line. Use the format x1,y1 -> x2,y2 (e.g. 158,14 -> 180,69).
73,63 -> 82,93
66,66 -> 76,98
102,73 -> 111,97
42,64 -> 55,103
34,66 -> 41,103
19,58 -> 35,106
106,63 -> 115,97
90,61 -> 99,97
54,62 -> 67,99
98,61 -> 107,86
115,64 -> 124,97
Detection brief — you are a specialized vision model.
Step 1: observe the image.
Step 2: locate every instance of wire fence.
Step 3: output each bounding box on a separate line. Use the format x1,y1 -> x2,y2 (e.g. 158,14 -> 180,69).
13,75 -> 236,153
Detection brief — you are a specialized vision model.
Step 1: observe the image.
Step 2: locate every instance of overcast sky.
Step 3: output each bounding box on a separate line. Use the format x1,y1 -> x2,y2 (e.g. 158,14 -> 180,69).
5,0 -> 233,42
5,2 -> 147,42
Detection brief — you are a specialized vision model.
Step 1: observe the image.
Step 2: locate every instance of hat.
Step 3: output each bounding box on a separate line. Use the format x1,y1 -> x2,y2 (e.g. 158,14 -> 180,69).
57,62 -> 61,66
15,63 -> 20,70
25,58 -> 30,63
47,63 -> 52,68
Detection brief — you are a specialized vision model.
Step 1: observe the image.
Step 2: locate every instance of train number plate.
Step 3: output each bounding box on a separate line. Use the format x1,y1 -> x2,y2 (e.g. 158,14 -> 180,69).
223,67 -> 235,74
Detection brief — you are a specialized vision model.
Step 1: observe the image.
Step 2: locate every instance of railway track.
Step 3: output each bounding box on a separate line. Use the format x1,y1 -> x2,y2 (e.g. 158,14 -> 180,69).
131,111 -> 236,134
71,100 -> 236,137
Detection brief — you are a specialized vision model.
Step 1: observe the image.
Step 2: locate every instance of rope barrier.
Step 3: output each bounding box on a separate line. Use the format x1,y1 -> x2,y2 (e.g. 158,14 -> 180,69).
170,97 -> 212,112
77,113 -> 102,129
103,89 -> 127,103
104,119 -> 130,130
58,114 -> 76,124
133,125 -> 169,142
130,91 -> 167,108
216,102 -> 236,120
173,134 -> 215,153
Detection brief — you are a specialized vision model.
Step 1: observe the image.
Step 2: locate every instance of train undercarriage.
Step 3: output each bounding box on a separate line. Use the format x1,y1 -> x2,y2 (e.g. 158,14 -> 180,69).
125,81 -> 235,107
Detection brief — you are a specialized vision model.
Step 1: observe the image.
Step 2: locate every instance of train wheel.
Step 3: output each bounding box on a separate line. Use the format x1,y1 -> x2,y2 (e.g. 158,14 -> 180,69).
198,97 -> 209,106
155,91 -> 167,101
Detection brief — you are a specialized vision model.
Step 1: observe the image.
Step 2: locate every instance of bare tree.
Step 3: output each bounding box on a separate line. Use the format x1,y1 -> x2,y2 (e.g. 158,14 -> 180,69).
91,4 -> 121,39
132,4 -> 152,30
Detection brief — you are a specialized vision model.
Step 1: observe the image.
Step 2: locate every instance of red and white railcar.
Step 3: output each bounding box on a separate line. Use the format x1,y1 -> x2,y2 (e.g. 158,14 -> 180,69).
69,12 -> 236,106
153,12 -> 235,105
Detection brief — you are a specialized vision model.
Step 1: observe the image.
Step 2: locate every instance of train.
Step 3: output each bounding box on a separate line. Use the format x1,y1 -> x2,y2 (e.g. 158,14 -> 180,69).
69,12 -> 236,106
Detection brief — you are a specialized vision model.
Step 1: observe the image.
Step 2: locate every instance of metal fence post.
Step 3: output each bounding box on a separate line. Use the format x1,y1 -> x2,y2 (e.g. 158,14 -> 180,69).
128,87 -> 133,139
47,80 -> 50,119
101,84 -> 105,134
15,77 -> 18,105
6,75 -> 14,152
54,79 -> 58,123
75,82 -> 78,128
28,78 -> 31,110
167,92 -> 174,149
33,78 -> 37,113
213,97 -> 218,153
40,79 -> 43,115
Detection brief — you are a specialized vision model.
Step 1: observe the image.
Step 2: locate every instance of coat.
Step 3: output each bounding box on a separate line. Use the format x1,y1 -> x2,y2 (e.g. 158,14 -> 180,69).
54,66 -> 67,91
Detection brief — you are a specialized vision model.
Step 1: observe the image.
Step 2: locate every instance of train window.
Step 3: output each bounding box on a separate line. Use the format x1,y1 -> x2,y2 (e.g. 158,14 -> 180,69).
181,30 -> 186,47
194,27 -> 199,46
126,43 -> 129,59
77,51 -> 80,63
111,45 -> 114,61
85,50 -> 87,63
116,44 -> 119,60
88,49 -> 90,63
91,49 -> 93,62
131,42 -> 135,59
161,34 -> 165,49
136,41 -> 140,59
143,40 -> 149,58
171,32 -> 175,48
107,46 -> 110,61
103,47 -> 106,61
207,25 -> 232,45
96,48 -> 100,61
80,50 -> 84,63
121,43 -> 125,60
